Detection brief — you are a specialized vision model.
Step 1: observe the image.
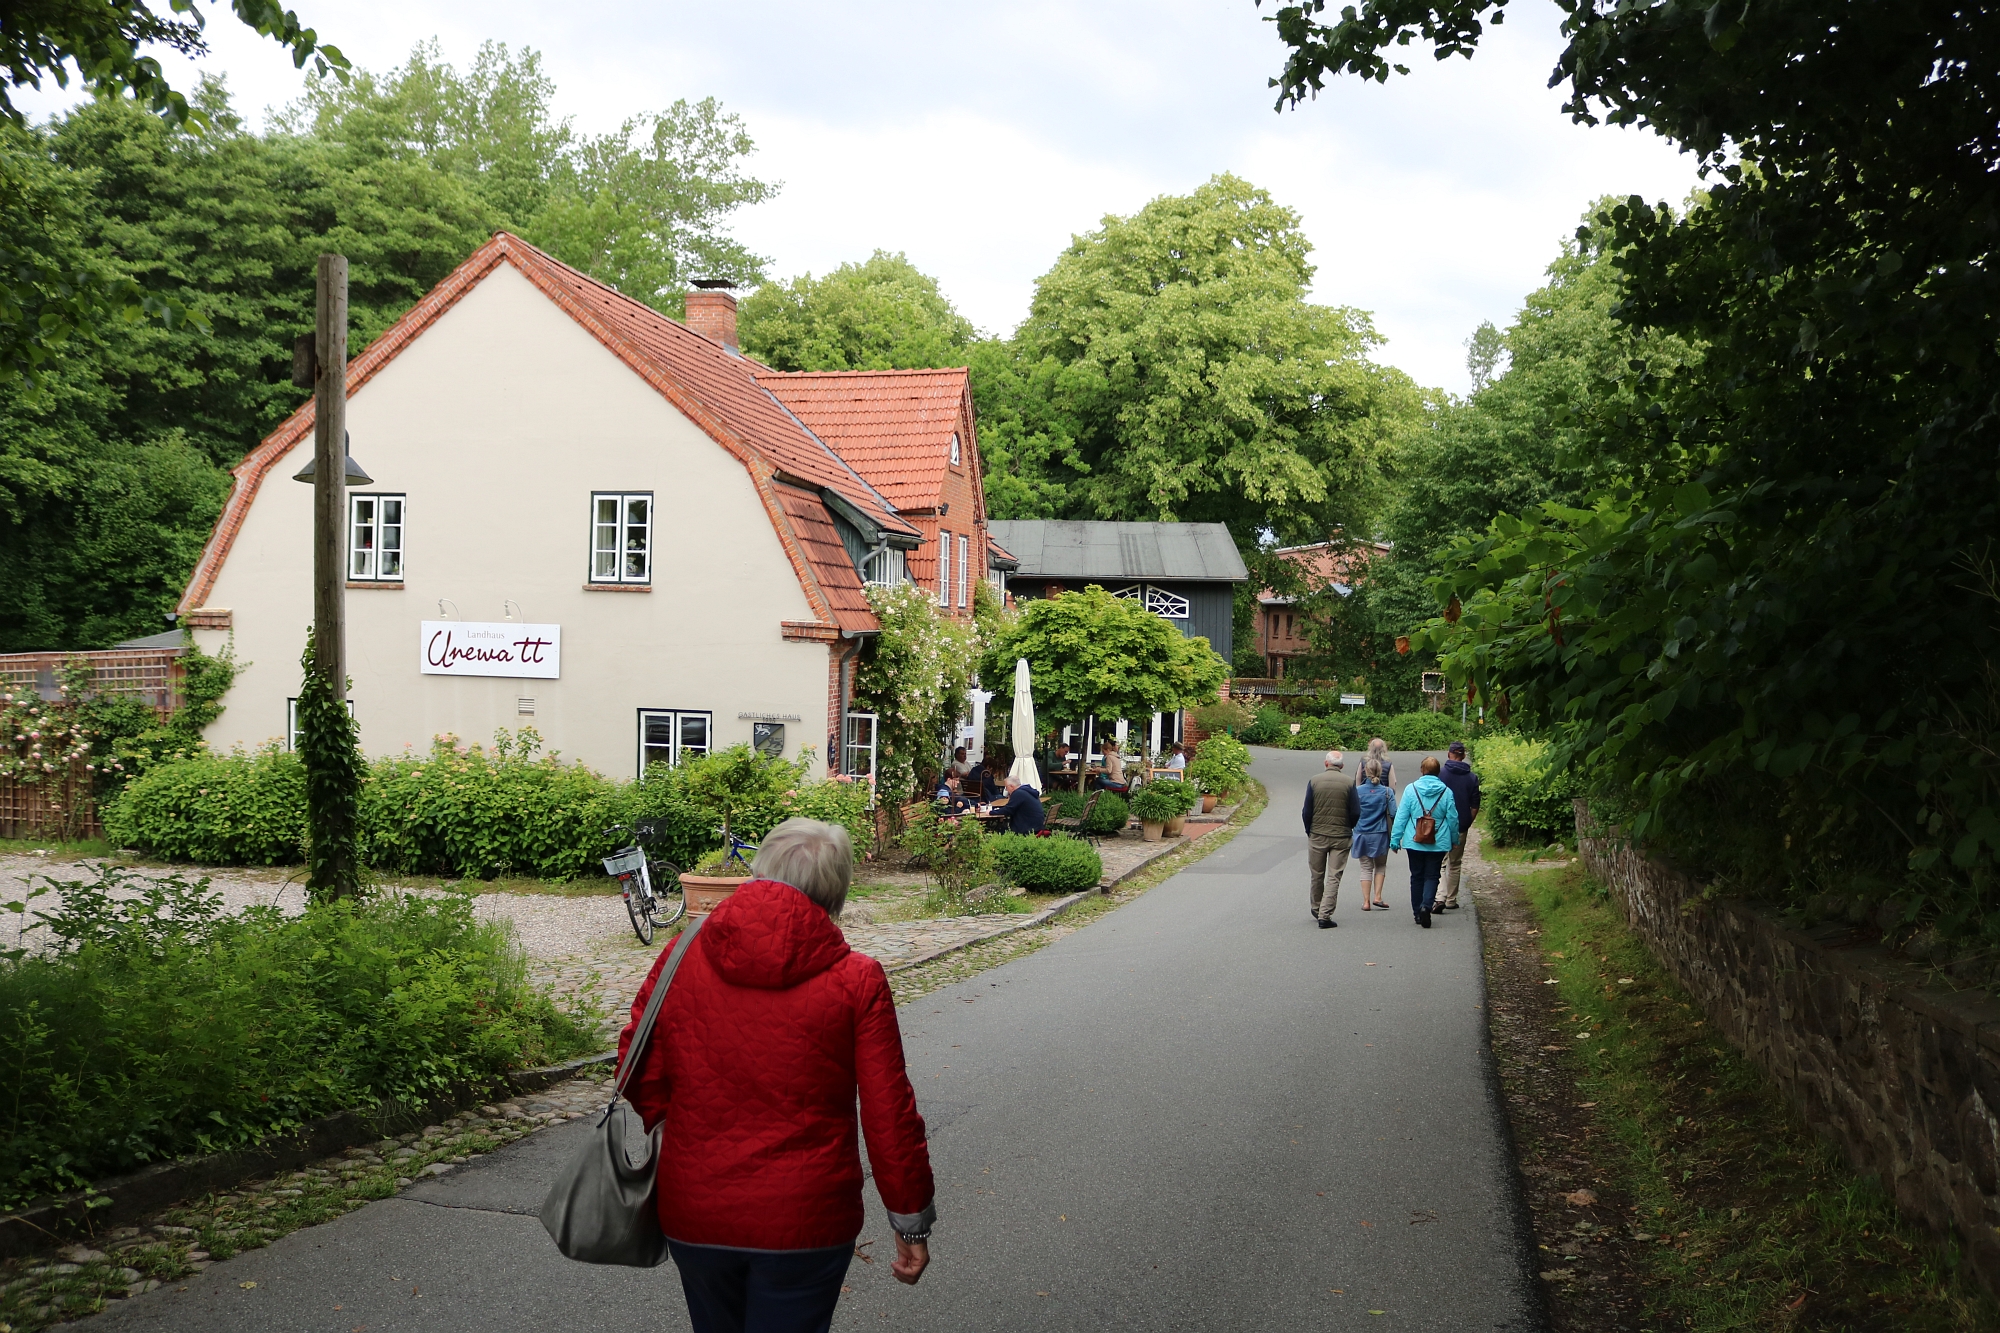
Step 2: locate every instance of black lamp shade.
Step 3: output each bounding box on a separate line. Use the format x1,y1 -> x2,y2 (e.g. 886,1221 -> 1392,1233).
292,433 -> 373,486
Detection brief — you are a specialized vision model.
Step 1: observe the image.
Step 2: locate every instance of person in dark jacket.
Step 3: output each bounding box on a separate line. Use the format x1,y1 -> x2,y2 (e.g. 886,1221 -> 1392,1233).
619,818 -> 936,1332
1301,751 -> 1362,928
1437,741 -> 1482,911
989,776 -> 1046,834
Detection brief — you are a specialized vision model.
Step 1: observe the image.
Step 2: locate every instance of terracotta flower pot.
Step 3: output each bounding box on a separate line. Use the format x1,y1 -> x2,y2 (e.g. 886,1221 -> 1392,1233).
1140,820 -> 1165,842
680,874 -> 752,916
1164,814 -> 1186,837
1201,794 -> 1219,813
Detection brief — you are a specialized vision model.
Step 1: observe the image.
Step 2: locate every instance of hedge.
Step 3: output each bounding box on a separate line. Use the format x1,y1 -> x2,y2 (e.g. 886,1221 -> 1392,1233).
1047,788 -> 1130,834
1281,709 -> 1467,753
992,834 -> 1103,892
105,734 -> 875,879
1473,734 -> 1582,846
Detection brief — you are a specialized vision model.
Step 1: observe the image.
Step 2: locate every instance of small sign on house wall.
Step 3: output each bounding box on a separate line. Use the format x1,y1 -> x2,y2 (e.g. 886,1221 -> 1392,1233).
420,621 -> 562,679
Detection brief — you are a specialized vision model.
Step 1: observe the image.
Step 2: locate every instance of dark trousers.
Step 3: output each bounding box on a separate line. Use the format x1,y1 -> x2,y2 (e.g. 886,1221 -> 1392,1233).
668,1240 -> 852,1333
1406,850 -> 1446,917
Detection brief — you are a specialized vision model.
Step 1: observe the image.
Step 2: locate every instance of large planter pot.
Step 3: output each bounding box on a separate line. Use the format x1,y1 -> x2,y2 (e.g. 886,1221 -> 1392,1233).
1140,820 -> 1165,842
1201,794 -> 1219,813
1164,814 -> 1187,837
680,874 -> 752,916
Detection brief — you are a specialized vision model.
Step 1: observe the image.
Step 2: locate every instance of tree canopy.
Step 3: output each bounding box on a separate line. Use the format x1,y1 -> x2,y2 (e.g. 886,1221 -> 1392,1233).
983,174 -> 1421,550
739,251 -> 976,371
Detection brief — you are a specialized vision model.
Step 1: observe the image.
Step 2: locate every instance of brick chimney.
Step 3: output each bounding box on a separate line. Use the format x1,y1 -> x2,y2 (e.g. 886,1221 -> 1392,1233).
685,283 -> 738,350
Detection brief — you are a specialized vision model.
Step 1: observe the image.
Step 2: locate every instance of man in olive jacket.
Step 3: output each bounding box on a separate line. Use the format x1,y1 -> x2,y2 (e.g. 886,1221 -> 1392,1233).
1301,751 -> 1361,928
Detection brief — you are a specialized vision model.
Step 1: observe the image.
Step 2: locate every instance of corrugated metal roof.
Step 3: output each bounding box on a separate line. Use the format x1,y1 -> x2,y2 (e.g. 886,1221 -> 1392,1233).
985,521 -> 1248,583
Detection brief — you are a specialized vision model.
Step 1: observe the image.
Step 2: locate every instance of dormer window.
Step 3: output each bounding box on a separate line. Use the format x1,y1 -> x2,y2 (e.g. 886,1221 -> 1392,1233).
861,547 -> 906,587
949,432 -> 961,467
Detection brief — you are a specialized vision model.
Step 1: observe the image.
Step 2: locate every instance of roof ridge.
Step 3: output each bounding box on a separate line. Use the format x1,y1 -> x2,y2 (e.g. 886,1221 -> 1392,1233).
755,366 -> 969,380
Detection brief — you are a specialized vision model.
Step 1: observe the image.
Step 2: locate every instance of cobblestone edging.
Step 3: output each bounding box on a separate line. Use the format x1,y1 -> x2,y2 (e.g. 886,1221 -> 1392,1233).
1576,806 -> 2000,1300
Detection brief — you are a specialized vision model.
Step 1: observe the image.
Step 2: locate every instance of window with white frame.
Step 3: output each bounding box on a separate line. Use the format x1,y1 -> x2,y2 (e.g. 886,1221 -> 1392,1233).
937,530 -> 952,607
286,697 -> 353,751
861,546 -> 905,587
843,711 -> 878,799
591,492 -> 652,584
956,534 -> 969,608
1111,584 -> 1142,601
348,494 -> 404,581
949,432 -> 962,467
1145,585 -> 1192,619
637,708 -> 711,777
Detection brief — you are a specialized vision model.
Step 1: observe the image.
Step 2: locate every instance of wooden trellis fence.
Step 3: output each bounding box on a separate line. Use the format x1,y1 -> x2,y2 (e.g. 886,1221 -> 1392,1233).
0,647 -> 184,840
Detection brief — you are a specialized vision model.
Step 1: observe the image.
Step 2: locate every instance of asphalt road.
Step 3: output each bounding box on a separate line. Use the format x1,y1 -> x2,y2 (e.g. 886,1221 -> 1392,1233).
86,745 -> 1538,1333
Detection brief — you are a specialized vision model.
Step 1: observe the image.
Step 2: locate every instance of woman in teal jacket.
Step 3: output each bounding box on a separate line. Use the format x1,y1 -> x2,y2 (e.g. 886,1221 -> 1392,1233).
1389,755 -> 1460,927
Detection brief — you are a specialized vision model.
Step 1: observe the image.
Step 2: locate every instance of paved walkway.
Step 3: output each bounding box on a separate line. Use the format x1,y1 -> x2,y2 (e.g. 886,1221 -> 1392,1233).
72,747 -> 1535,1331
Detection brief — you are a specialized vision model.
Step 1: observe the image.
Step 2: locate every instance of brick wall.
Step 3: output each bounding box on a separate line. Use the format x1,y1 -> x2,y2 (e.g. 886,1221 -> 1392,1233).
1577,804 -> 2000,1299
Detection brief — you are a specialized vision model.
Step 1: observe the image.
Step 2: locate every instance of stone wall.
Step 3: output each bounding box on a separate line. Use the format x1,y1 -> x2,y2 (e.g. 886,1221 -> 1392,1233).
1576,807 -> 2000,1297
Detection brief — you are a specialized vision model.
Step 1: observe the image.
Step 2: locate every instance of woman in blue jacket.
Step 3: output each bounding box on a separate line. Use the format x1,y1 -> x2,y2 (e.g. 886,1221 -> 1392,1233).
1351,759 -> 1395,910
1389,755 -> 1460,927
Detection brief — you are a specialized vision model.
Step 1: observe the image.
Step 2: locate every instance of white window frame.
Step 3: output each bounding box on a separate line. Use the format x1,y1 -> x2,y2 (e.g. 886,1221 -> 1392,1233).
956,534 -> 969,608
861,546 -> 906,587
843,711 -> 879,804
286,697 -> 354,752
591,492 -> 653,584
348,493 -> 405,582
937,529 -> 952,607
949,432 -> 962,467
1111,584 -> 1142,601
1145,585 -> 1192,619
636,708 -> 712,778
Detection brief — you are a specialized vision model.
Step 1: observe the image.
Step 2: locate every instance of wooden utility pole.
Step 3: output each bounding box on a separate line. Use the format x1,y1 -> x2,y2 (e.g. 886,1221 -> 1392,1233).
313,254 -> 348,696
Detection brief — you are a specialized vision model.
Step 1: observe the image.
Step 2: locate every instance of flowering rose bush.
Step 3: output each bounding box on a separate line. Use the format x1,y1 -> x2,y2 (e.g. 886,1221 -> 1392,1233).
852,583 -> 978,808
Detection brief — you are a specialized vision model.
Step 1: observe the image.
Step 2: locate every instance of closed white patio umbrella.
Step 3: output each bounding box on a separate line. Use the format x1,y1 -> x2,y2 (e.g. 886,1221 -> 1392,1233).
1008,657 -> 1042,789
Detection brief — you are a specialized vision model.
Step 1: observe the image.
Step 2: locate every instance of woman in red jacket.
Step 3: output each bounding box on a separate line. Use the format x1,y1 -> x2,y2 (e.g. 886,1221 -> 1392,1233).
618,817 -> 936,1332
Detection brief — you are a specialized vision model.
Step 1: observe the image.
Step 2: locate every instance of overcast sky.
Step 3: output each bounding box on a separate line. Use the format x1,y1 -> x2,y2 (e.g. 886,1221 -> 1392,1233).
17,0 -> 1701,394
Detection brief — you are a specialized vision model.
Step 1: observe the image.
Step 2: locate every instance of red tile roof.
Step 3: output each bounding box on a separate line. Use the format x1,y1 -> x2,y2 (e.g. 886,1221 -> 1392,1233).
758,368 -> 973,511
181,234 -> 912,636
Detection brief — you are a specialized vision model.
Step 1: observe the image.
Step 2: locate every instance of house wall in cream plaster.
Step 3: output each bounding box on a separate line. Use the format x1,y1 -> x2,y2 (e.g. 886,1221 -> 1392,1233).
195,262 -> 831,778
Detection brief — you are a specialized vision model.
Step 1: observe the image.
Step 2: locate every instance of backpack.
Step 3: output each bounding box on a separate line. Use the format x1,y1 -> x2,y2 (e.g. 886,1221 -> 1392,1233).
1413,787 -> 1445,844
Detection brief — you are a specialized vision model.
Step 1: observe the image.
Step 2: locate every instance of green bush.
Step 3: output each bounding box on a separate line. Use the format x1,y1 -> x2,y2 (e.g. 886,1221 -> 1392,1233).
106,732 -> 874,879
1047,788 -> 1131,834
1241,704 -> 1290,745
102,742 -> 307,864
1474,734 -> 1583,846
1187,734 -> 1252,797
0,866 -> 598,1210
991,834 -> 1103,892
1381,710 -> 1465,752
362,731 -> 629,881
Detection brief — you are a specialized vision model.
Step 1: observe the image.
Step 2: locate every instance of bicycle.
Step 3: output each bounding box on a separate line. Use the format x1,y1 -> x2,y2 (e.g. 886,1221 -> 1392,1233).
716,829 -> 759,875
602,819 -> 686,945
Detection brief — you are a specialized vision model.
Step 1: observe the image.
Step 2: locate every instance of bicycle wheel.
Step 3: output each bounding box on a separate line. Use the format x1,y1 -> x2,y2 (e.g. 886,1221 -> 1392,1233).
622,875 -> 655,945
649,860 -> 687,926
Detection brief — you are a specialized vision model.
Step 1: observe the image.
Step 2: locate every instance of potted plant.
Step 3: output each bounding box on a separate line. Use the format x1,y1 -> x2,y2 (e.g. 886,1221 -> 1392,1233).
676,745 -> 787,914
1187,735 -> 1251,814
1128,781 -> 1181,842
1158,778 -> 1199,835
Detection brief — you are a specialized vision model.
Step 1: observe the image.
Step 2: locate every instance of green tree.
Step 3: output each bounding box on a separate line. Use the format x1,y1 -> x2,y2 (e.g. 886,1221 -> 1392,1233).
739,251 -> 976,371
1007,173 -> 1423,548
984,586 -> 1227,730
286,42 -> 776,314
0,0 -> 347,380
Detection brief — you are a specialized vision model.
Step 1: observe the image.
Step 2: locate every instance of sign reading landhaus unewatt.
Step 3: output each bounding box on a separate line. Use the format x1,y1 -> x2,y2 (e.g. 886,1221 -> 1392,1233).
419,621 -> 561,679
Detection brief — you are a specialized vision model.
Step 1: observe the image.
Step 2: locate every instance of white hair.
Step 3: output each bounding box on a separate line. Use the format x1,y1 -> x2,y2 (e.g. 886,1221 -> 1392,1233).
1324,751 -> 1345,768
752,818 -> 853,916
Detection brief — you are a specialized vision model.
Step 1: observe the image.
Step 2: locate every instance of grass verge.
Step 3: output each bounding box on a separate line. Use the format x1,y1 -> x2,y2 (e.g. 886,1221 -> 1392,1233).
1492,853 -> 1995,1330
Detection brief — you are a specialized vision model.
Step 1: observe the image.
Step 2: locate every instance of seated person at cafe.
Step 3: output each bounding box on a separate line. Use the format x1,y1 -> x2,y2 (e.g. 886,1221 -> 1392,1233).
1164,743 -> 1187,771
1052,740 -> 1073,771
931,774 -> 972,814
989,776 -> 1046,835
950,746 -> 975,780
1097,744 -> 1128,792
979,756 -> 1007,800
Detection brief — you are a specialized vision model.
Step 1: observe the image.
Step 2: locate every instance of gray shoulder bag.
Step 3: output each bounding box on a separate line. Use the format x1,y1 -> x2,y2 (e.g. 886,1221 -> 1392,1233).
540,916 -> 705,1267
